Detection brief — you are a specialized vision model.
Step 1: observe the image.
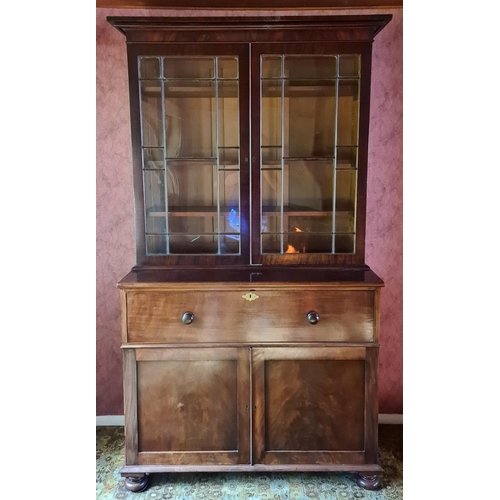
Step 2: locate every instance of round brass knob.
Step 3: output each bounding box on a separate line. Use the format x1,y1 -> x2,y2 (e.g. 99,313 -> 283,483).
307,311 -> 320,325
181,312 -> 195,325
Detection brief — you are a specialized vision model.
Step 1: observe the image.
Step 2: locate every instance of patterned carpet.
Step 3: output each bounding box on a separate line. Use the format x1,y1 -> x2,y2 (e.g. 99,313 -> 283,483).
96,425 -> 402,499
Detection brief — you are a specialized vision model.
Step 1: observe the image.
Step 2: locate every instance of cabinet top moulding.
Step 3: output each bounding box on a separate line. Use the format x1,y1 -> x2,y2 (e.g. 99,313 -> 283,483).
107,15 -> 392,43
99,0 -> 401,9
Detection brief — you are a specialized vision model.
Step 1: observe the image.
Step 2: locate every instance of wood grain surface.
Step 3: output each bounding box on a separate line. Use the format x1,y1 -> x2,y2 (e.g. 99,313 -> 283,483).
135,347 -> 250,465
252,347 -> 368,465
126,289 -> 375,344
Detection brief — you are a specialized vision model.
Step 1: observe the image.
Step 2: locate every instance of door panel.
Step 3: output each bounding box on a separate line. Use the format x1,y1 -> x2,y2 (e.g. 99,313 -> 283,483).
252,346 -> 375,465
264,358 -> 365,451
132,347 -> 250,465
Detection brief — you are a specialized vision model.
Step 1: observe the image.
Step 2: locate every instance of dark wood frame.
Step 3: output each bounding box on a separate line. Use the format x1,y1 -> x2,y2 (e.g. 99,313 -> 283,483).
125,43 -> 250,268
250,41 -> 373,266
123,347 -> 251,466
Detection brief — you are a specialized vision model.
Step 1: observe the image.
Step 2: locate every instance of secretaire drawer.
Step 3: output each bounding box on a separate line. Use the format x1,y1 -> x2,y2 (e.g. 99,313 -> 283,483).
125,289 -> 376,344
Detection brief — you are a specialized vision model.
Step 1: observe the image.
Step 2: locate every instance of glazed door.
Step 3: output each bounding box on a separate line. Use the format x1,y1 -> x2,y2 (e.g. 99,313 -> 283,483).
123,347 -> 251,466
127,43 -> 250,267
251,43 -> 372,265
251,347 -> 378,465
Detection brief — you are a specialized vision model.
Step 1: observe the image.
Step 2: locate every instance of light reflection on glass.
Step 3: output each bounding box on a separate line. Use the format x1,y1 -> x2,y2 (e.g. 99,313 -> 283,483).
226,209 -> 267,241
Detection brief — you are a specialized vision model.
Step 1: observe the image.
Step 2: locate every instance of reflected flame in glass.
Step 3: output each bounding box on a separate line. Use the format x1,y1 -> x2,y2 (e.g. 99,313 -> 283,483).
286,226 -> 303,253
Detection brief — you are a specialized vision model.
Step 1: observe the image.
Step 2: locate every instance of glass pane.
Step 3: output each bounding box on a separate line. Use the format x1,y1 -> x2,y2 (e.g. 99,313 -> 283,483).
168,214 -> 216,235
143,147 -> 164,170
261,146 -> 281,166
284,80 -> 336,158
167,161 -> 217,209
335,169 -> 356,253
262,233 -> 281,253
259,53 -> 362,257
219,148 -> 239,167
164,99 -> 182,158
164,57 -> 215,79
222,211 -> 239,234
287,161 -> 333,211
335,169 -> 357,213
262,80 -> 282,148
218,80 -> 239,149
139,55 -> 241,257
169,235 -> 218,254
219,170 -> 240,210
337,80 -> 359,146
139,57 -> 160,79
146,235 -> 167,255
140,81 -> 163,147
261,214 -> 280,235
262,56 -> 281,79
220,235 -> 239,254
284,232 -> 332,254
262,169 -> 282,214
164,81 -> 216,158
335,234 -> 355,253
285,56 -> 336,80
218,57 -> 238,79
336,147 -> 358,170
338,55 -> 360,78
144,170 -> 166,234
168,234 -> 239,255
287,215 -> 332,234
335,210 -> 355,234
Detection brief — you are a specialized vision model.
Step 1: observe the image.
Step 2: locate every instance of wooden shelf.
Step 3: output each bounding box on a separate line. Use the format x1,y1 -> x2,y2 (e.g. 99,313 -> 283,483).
147,205 -> 353,218
141,85 -> 238,99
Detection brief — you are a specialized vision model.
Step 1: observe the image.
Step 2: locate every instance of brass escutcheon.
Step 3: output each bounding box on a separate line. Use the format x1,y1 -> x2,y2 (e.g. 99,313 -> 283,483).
242,292 -> 259,302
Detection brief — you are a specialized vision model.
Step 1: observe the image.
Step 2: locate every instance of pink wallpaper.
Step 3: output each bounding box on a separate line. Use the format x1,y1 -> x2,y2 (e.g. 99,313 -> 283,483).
96,8 -> 403,416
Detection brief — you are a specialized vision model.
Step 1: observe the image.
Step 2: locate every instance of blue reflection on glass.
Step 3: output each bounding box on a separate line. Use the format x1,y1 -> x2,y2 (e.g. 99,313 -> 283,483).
226,209 -> 267,241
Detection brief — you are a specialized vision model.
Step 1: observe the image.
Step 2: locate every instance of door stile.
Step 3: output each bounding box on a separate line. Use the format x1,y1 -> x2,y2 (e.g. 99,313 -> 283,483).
237,347 -> 251,464
251,348 -> 265,463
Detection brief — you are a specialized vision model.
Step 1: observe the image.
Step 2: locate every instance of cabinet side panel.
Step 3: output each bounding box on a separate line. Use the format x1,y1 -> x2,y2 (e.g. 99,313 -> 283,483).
123,348 -> 138,464
120,289 -> 128,345
364,347 -> 379,464
354,43 -> 373,263
125,46 -> 147,264
374,287 -> 381,343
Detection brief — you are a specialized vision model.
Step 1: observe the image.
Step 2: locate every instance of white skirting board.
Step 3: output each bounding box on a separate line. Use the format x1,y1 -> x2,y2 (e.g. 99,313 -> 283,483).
378,414 -> 403,425
97,415 -> 125,426
96,414 -> 402,426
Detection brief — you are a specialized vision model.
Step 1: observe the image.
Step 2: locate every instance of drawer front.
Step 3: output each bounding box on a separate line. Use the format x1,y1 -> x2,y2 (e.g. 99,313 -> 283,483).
126,289 -> 375,344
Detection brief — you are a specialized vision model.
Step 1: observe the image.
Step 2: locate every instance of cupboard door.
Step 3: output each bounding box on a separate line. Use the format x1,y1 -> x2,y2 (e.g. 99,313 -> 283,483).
252,347 -> 378,465
251,43 -> 372,266
124,347 -> 250,466
127,43 -> 250,267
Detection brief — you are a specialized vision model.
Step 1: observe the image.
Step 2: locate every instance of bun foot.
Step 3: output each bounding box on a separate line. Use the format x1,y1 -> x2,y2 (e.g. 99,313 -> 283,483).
356,472 -> 382,490
125,474 -> 149,492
